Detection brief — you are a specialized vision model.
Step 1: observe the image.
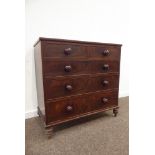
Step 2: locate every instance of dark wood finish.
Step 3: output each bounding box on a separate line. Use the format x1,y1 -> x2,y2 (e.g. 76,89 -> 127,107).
34,42 -> 46,121
44,74 -> 119,100
113,107 -> 119,117
34,37 -> 122,137
46,89 -> 118,124
42,42 -> 88,58
43,60 -> 120,76
45,127 -> 54,139
89,46 -> 121,60
41,41 -> 121,61
34,37 -> 122,47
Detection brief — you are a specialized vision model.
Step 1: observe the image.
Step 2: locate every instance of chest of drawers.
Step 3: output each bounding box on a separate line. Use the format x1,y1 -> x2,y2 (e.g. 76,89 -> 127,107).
34,37 -> 122,138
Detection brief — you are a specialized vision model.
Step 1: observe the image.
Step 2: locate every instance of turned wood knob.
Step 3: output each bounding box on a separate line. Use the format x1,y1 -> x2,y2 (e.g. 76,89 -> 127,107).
65,85 -> 72,91
64,65 -> 72,72
64,47 -> 72,55
102,98 -> 108,103
102,80 -> 109,86
102,64 -> 109,71
66,105 -> 73,112
103,49 -> 110,56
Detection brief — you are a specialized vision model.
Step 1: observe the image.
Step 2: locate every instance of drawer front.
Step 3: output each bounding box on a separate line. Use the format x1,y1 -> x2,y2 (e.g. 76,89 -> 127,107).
42,42 -> 88,58
42,41 -> 121,60
44,74 -> 119,100
89,45 -> 121,60
43,60 -> 120,76
46,90 -> 118,123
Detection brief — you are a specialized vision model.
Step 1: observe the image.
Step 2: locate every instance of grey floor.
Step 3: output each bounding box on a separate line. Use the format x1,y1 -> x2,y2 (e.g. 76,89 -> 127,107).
25,97 -> 129,155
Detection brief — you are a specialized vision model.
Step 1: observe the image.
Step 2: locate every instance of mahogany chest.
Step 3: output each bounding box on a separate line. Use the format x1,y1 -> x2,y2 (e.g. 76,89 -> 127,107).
34,37 -> 122,137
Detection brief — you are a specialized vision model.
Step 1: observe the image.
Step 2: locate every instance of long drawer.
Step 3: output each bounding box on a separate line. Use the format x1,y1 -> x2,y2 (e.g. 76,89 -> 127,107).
44,74 -> 119,100
43,60 -> 120,76
46,89 -> 118,124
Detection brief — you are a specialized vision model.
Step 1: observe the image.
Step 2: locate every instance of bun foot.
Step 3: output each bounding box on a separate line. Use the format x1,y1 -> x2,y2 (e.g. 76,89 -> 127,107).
113,108 -> 119,117
45,127 -> 54,139
37,111 -> 40,117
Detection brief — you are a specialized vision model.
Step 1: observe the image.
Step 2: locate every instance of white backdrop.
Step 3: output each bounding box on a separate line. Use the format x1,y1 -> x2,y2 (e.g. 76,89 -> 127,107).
25,0 -> 129,118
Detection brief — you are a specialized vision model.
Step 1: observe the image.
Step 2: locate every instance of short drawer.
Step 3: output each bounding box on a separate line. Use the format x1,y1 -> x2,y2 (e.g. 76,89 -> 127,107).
44,74 -> 119,100
43,60 -> 120,76
46,90 -> 118,123
89,45 -> 121,61
42,41 -> 88,58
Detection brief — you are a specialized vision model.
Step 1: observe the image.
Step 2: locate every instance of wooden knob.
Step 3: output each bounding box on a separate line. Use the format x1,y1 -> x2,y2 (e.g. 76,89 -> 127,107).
66,105 -> 73,112
102,64 -> 109,71
64,65 -> 72,72
65,85 -> 72,91
103,49 -> 110,56
102,98 -> 108,103
102,80 -> 109,86
64,47 -> 72,55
